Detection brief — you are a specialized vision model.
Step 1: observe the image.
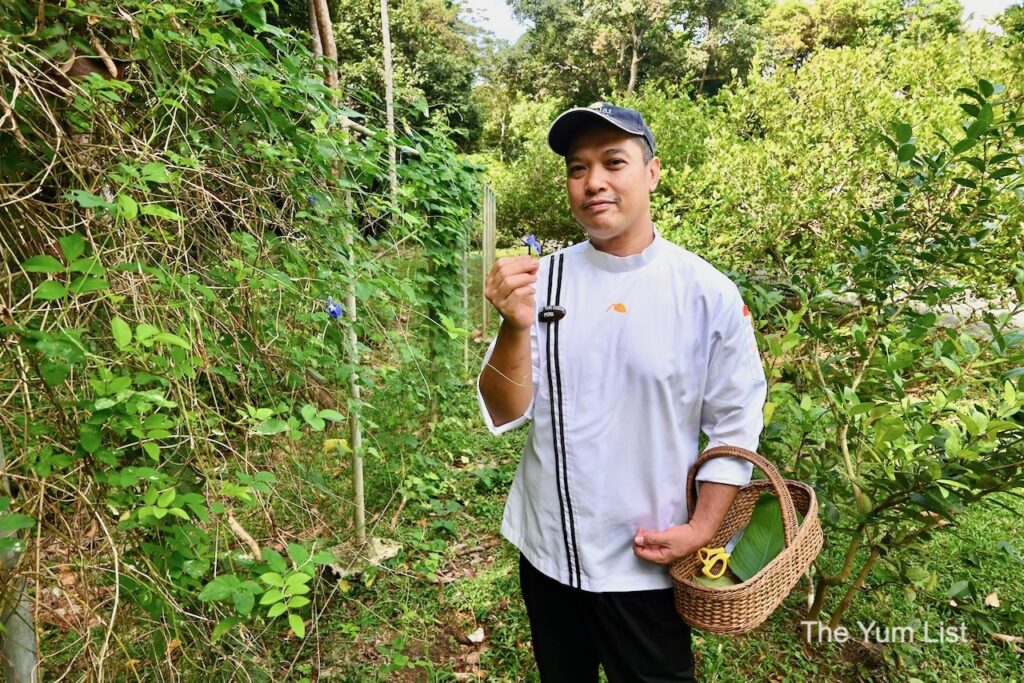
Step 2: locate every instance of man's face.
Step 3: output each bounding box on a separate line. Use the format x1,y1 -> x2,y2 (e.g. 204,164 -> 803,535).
565,124 -> 660,246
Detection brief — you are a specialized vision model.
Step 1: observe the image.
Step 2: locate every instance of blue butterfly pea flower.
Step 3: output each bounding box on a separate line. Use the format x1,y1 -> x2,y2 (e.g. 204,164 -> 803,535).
326,296 -> 343,319
522,234 -> 543,256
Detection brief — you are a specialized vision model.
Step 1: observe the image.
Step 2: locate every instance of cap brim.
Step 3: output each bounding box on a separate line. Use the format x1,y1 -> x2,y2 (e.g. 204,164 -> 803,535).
547,109 -> 646,157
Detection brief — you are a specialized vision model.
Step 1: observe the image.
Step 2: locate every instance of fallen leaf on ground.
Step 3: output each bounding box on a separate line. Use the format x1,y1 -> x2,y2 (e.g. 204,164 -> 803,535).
984,591 -> 1000,608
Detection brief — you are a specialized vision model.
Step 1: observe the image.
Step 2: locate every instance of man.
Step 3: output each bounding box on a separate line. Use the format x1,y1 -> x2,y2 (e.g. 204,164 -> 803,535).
476,102 -> 767,682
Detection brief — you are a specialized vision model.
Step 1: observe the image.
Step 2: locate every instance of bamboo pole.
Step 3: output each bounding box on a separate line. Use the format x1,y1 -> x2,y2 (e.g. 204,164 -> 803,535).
310,0 -> 366,546
480,187 -> 489,337
345,227 -> 366,546
462,247 -> 469,377
380,0 -> 398,207
0,439 -> 38,683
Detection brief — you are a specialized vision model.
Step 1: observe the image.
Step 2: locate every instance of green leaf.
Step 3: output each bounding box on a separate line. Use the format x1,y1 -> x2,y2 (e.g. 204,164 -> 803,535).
112,318 -> 132,349
996,541 -> 1024,564
897,143 -> 916,162
22,255 -> 64,273
286,595 -> 311,609
135,324 -> 158,342
68,276 -> 109,296
233,591 -> 255,615
266,602 -> 287,618
59,234 -> 86,261
692,574 -> 736,588
966,104 -> 994,138
951,138 -> 977,154
959,333 -> 980,357
116,194 -> 139,220
164,507 -> 187,521
262,549 -> 287,573
728,494 -> 803,582
285,571 -> 312,587
67,257 -> 105,276
157,488 -> 176,508
140,163 -> 172,184
80,425 -> 102,453
317,409 -> 344,422
212,86 -> 239,113
260,572 -> 284,587
255,419 -> 288,435
67,190 -> 114,211
906,566 -> 930,583
287,543 -> 310,566
893,122 -> 912,144
199,576 -> 238,602
40,361 -> 70,386
288,612 -> 306,638
848,402 -> 874,416
0,514 -> 36,532
312,551 -> 336,565
140,204 -> 186,221
153,332 -> 191,349
259,589 -> 284,605
34,281 -> 67,301
947,579 -> 970,599
241,2 -> 266,28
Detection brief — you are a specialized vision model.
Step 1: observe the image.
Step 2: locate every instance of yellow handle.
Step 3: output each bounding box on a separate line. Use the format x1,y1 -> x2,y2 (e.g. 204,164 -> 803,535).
698,546 -> 730,579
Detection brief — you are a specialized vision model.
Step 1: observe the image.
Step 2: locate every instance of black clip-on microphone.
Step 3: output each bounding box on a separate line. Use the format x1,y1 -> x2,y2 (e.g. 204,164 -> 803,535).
538,305 -> 566,323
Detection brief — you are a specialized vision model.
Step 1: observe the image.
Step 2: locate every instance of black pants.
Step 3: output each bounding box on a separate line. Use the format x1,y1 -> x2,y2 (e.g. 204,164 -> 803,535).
518,552 -> 697,683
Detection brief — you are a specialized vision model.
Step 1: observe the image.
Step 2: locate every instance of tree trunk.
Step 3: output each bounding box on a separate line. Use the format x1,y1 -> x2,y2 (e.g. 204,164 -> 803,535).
828,547 -> 881,629
308,0 -> 322,58
311,0 -> 338,90
626,21 -> 640,97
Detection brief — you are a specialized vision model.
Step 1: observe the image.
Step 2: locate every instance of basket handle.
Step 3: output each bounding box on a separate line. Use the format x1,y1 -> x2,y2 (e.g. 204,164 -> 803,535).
686,445 -> 799,548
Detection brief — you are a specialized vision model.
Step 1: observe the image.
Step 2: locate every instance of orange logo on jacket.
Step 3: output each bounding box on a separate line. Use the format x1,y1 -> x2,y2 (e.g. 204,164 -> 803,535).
605,303 -> 628,313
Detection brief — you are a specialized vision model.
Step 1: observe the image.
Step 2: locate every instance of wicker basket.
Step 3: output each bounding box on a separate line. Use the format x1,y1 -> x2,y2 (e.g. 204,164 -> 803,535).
669,445 -> 823,634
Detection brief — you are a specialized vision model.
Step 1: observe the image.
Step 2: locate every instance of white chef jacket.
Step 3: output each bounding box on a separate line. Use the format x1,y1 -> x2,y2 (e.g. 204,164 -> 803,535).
476,226 -> 767,592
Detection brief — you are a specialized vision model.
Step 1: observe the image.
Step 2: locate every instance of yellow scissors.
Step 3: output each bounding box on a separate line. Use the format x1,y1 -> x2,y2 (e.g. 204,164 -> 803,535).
697,546 -> 731,579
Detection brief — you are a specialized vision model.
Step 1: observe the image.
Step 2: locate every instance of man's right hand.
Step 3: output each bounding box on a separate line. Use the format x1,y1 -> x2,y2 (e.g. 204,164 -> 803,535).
484,256 -> 540,330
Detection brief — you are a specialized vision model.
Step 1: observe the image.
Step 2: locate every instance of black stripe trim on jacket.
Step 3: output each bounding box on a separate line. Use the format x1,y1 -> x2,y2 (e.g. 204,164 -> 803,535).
544,254 -> 575,585
551,254 -> 582,588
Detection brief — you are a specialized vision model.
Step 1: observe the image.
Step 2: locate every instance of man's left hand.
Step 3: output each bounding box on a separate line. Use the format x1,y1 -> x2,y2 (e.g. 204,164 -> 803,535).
633,524 -> 712,566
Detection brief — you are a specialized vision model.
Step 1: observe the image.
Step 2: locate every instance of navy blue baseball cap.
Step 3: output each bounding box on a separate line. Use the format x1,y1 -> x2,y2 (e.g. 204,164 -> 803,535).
547,102 -> 656,157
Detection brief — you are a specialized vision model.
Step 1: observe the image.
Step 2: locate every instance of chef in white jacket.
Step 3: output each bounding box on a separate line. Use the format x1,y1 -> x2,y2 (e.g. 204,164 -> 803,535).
477,102 -> 767,682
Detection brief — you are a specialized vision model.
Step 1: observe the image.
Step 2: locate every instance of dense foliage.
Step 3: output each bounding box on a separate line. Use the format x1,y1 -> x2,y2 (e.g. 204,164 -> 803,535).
0,0 -> 478,676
